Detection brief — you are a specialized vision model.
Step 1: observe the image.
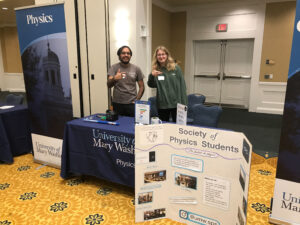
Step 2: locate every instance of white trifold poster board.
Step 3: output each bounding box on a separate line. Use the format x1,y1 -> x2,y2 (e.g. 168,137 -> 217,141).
135,124 -> 252,225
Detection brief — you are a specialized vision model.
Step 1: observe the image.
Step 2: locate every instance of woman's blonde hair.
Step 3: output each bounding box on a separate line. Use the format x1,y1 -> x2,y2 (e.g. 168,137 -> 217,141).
152,46 -> 176,71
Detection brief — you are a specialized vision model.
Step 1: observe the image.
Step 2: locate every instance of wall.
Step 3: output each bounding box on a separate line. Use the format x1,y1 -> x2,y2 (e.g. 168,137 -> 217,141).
154,1 -> 295,114
136,0 -> 152,100
0,27 -> 22,73
256,2 -> 295,114
170,11 -> 186,73
259,1 -> 296,82
184,1 -> 266,113
152,4 -> 171,53
152,4 -> 186,72
35,0 -> 54,4
109,0 -> 152,100
0,0 -> 53,92
0,27 -> 25,92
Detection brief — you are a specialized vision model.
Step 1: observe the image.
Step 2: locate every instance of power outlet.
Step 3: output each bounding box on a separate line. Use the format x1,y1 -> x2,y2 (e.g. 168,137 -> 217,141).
264,74 -> 273,79
266,59 -> 275,65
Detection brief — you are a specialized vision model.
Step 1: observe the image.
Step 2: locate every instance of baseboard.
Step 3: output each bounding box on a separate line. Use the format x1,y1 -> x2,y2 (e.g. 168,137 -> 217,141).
1,87 -> 26,92
256,107 -> 283,114
256,82 -> 286,115
2,73 -> 25,92
7,88 -> 26,92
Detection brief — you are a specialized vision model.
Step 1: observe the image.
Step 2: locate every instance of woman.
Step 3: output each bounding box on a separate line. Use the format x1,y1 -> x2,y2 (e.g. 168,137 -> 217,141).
147,46 -> 187,122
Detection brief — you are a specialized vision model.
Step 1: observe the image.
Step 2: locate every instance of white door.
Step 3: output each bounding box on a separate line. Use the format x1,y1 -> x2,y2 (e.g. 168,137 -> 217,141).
194,40 -> 222,104
77,0 -> 108,116
64,0 -> 81,117
193,39 -> 254,108
221,39 -> 253,106
85,0 -> 108,114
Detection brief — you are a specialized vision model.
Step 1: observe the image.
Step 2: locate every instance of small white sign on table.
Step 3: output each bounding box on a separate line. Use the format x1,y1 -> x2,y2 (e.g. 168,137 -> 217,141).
135,100 -> 150,124
176,103 -> 187,125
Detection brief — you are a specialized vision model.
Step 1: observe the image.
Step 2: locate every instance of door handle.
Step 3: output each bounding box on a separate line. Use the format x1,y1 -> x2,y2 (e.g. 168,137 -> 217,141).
241,75 -> 251,79
91,74 -> 95,80
194,74 -> 220,80
223,75 -> 251,80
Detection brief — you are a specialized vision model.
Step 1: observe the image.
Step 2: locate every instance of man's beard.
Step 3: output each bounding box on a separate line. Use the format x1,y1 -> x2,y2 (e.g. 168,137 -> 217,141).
121,60 -> 129,64
120,56 -> 130,64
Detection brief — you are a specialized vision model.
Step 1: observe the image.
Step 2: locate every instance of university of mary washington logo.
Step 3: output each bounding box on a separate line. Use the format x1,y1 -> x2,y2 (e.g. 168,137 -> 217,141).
27,13 -> 53,26
281,192 -> 300,213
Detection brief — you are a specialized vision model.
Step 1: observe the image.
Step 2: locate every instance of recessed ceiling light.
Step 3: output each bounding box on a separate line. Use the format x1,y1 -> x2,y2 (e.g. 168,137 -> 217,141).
2,7 -> 8,10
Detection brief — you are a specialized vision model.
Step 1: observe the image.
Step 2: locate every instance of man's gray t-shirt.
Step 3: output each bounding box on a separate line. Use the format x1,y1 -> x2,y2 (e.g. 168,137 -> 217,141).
108,63 -> 144,104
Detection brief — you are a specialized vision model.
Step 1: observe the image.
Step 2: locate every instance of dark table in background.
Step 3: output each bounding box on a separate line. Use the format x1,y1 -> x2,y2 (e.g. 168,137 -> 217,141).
61,115 -> 135,187
0,104 -> 32,163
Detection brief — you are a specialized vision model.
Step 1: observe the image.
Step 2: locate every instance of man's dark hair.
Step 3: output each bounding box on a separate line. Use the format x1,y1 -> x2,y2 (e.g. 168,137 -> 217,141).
117,46 -> 132,56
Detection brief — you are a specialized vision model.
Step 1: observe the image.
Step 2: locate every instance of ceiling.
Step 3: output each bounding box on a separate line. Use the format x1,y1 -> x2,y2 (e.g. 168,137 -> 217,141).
1,0 -> 227,27
158,0 -> 239,7
0,0 -> 294,27
0,0 -> 34,27
158,0 -> 294,7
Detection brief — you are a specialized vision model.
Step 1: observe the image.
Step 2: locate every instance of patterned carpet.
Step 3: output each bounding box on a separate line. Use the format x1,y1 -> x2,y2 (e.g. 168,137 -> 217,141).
0,153 -> 277,225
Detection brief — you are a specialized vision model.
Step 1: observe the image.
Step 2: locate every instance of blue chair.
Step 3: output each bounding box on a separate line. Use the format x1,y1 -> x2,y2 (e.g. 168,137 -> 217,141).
148,96 -> 158,117
187,94 -> 206,123
5,94 -> 24,105
192,104 -> 222,128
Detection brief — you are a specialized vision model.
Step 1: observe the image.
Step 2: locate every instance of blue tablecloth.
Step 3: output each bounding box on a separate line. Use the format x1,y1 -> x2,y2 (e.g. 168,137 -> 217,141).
60,115 -> 135,187
0,105 -> 32,163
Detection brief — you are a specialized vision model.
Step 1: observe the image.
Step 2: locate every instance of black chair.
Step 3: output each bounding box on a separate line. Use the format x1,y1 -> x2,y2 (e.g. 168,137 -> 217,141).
187,94 -> 206,123
148,96 -> 158,117
5,94 -> 24,105
192,104 -> 222,128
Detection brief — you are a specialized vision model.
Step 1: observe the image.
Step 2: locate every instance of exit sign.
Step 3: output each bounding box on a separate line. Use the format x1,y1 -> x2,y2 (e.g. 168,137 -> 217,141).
216,24 -> 228,32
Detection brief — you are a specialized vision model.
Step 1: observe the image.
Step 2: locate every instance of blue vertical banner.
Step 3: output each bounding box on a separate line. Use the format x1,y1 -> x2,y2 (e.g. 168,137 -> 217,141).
15,3 -> 73,168
270,0 -> 300,224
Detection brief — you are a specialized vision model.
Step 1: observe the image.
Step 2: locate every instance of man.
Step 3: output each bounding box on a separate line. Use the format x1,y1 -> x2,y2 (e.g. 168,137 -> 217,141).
107,46 -> 145,117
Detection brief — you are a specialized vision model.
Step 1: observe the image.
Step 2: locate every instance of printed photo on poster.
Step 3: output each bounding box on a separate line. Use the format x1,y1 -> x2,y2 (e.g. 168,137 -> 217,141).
149,151 -> 156,162
144,170 -> 166,183
136,151 -> 156,165
239,165 -> 246,191
144,208 -> 166,221
175,172 -> 197,190
242,139 -> 250,163
242,196 -> 247,216
138,191 -> 153,204
237,207 -> 245,225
